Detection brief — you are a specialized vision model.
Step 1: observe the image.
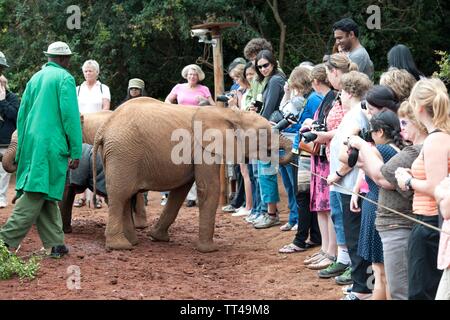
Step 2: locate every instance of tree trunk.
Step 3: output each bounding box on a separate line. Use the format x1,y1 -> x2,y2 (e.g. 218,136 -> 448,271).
266,0 -> 286,68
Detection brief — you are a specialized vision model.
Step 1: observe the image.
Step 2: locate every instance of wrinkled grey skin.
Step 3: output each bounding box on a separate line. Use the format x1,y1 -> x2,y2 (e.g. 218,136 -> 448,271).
93,97 -> 293,252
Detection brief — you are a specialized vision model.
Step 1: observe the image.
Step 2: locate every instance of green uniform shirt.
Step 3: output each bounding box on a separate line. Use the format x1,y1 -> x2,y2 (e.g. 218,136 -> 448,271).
15,61 -> 82,201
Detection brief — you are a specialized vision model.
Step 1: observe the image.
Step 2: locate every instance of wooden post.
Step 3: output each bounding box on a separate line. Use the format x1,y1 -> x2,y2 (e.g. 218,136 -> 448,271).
211,29 -> 227,205
191,22 -> 239,206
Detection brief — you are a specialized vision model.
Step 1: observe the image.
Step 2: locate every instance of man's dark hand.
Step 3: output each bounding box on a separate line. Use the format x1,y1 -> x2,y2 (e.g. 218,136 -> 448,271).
69,159 -> 80,170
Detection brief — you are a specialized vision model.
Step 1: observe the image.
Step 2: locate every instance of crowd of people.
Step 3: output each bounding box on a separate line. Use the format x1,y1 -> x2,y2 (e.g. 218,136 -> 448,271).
217,17 -> 450,301
0,16 -> 449,300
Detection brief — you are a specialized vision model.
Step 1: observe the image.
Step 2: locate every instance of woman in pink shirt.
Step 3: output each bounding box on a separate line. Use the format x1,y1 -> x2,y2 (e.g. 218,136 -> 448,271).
165,64 -> 215,106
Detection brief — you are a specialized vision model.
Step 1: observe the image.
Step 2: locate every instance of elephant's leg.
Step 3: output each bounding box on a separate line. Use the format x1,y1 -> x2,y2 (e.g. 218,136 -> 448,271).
123,198 -> 139,246
149,182 -> 192,242
133,193 -> 148,229
59,184 -> 76,234
105,196 -> 133,250
195,165 -> 221,253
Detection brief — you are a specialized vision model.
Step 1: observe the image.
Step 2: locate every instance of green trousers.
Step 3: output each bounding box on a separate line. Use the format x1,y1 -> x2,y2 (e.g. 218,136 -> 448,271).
0,192 -> 64,248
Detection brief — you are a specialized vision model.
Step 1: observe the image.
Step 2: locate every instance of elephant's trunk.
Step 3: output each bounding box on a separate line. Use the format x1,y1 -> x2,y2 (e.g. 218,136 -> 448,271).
278,134 -> 293,166
2,131 -> 18,173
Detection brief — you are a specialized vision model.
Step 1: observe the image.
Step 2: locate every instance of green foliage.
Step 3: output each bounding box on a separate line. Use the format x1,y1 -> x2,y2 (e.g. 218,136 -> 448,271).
0,240 -> 41,281
433,51 -> 450,85
0,0 -> 449,106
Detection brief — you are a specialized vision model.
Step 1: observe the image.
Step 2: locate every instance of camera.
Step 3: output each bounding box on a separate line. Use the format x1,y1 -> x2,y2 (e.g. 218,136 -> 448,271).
272,96 -> 306,131
347,128 -> 374,167
190,29 -> 216,45
299,122 -> 327,143
190,28 -> 209,38
216,91 -> 235,103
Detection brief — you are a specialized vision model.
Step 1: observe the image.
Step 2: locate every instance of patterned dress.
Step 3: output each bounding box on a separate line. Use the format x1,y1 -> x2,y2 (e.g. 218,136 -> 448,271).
310,92 -> 342,212
358,144 -> 398,263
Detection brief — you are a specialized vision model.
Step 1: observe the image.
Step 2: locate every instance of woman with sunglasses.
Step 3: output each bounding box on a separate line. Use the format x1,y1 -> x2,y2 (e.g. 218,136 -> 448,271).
395,78 -> 450,300
347,110 -> 406,300
250,50 -> 286,229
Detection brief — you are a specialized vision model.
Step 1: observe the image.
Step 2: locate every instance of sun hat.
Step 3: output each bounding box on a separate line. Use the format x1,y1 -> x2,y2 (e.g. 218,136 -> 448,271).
0,51 -> 9,68
181,64 -> 205,81
128,78 -> 145,90
43,41 -> 73,57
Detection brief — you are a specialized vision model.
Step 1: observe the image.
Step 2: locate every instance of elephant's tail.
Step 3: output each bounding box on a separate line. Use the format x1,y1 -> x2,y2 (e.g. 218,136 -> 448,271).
92,125 -> 105,210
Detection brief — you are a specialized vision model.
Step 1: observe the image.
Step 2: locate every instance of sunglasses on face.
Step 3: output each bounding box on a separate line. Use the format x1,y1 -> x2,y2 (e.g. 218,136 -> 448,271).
257,63 -> 271,70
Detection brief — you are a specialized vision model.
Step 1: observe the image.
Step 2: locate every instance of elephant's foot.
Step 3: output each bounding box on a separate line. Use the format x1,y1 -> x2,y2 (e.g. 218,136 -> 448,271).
195,241 -> 218,253
105,233 -> 133,250
124,228 -> 139,246
133,213 -> 148,229
148,228 -> 170,242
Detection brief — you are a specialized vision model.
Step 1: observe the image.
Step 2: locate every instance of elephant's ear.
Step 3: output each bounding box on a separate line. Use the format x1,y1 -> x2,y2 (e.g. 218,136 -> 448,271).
192,107 -> 242,163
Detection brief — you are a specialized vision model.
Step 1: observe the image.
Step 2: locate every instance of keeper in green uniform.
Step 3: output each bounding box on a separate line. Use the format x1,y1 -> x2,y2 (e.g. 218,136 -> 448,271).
0,41 -> 82,258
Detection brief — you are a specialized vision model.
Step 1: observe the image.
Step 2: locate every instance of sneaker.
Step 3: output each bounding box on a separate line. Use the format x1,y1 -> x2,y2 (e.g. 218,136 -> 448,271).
253,214 -> 280,229
291,224 -> 298,231
232,207 -> 252,217
279,222 -> 295,231
186,200 -> 196,207
335,266 -> 353,285
221,204 -> 237,213
251,213 -> 268,225
50,245 -> 69,259
160,197 -> 168,206
245,213 -> 259,223
318,262 -> 349,278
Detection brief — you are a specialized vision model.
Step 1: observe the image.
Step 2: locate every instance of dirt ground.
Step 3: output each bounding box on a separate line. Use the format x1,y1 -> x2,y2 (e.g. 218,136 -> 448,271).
0,176 -> 342,300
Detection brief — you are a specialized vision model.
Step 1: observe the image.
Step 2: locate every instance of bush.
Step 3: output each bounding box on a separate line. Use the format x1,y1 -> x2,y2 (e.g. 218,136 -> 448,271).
433,51 -> 450,86
0,240 -> 41,281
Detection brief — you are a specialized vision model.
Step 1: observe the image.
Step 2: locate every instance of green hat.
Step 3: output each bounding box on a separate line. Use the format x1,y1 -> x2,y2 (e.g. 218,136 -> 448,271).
128,78 -> 145,90
0,51 -> 9,68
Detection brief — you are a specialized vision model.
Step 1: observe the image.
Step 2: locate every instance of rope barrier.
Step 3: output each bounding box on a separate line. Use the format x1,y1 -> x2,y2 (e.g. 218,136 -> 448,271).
289,157 -> 449,235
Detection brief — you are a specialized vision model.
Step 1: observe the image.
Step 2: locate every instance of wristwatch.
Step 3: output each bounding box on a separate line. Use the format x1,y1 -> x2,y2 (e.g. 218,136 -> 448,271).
405,177 -> 413,190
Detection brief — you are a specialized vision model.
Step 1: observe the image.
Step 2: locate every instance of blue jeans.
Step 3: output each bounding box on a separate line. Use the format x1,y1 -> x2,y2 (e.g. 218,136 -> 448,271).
251,162 -> 267,216
257,160 -> 280,204
330,191 -> 346,246
279,154 -> 298,225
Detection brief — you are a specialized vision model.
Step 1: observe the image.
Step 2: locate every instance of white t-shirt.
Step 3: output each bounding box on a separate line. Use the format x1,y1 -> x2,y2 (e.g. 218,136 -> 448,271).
329,105 -> 369,195
76,81 -> 111,114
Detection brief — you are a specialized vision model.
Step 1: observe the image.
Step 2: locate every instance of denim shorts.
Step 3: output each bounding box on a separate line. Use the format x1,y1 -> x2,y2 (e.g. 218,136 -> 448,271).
330,191 -> 346,246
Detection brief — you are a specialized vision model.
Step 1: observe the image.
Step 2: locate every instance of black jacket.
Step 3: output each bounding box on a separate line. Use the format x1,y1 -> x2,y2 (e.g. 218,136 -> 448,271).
0,90 -> 19,147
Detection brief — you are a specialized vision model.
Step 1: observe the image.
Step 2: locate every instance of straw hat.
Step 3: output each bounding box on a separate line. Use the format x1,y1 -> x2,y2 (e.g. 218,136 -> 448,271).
44,41 -> 73,57
181,64 -> 205,81
128,78 -> 145,90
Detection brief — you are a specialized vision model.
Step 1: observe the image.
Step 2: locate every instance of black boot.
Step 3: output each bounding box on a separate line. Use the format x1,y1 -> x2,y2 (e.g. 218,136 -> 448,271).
50,245 -> 69,258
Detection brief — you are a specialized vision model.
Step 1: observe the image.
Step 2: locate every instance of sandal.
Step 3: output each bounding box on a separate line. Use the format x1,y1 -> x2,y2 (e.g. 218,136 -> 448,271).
278,243 -> 306,254
73,198 -> 86,208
